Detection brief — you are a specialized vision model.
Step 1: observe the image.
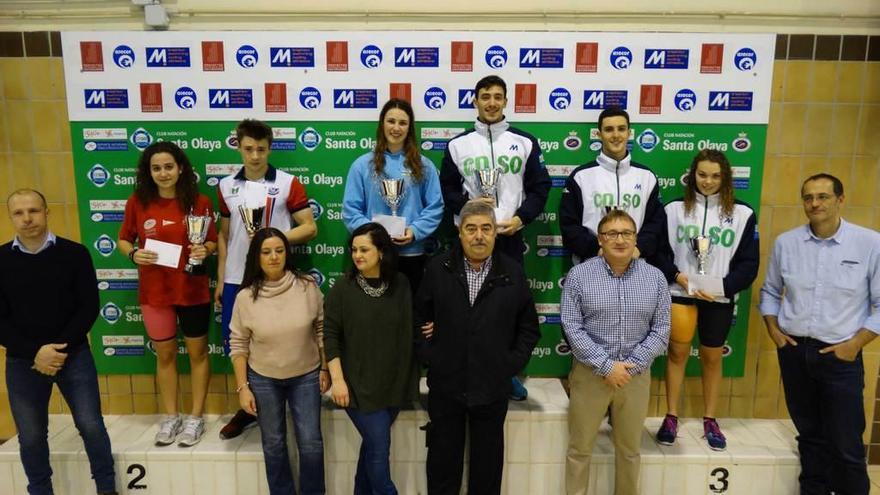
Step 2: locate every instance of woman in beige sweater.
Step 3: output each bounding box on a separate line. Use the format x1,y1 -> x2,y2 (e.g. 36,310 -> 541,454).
229,228 -> 328,495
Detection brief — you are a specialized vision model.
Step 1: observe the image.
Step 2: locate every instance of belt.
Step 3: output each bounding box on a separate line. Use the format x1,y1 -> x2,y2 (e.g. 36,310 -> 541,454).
789,335 -> 833,347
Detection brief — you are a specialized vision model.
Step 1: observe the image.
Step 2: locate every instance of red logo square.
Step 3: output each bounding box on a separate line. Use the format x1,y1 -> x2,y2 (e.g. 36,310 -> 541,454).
515,84 -> 537,113
389,83 -> 412,102
701,43 -> 724,74
451,41 -> 473,72
575,42 -> 598,73
639,84 -> 662,114
265,83 -> 287,113
80,41 -> 104,72
202,41 -> 225,71
326,41 -> 349,72
140,83 -> 163,112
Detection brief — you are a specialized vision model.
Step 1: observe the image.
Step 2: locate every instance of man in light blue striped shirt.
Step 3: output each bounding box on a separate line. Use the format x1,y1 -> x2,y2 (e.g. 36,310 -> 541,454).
760,173 -> 880,495
561,209 -> 670,495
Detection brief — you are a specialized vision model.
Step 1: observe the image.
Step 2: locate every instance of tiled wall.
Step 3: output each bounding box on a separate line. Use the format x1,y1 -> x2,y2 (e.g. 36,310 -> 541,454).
1,31 -> 879,457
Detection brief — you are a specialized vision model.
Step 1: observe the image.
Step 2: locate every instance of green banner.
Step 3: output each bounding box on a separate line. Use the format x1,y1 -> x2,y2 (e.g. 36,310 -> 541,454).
73,121 -> 765,376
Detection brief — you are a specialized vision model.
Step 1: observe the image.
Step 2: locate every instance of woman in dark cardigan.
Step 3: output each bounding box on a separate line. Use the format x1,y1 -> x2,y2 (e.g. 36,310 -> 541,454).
324,222 -> 418,495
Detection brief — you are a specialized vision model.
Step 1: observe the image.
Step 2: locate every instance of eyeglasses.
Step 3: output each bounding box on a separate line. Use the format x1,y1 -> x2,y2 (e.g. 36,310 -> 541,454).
801,193 -> 836,204
599,230 -> 636,241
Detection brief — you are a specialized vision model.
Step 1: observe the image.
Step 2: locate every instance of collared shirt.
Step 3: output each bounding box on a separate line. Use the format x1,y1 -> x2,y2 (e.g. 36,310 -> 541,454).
463,255 -> 493,306
759,219 -> 880,343
561,256 -> 670,376
12,231 -> 56,254
216,164 -> 310,285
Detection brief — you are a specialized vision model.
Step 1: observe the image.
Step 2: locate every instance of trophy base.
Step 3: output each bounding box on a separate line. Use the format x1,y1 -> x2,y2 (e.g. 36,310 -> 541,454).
184,263 -> 206,276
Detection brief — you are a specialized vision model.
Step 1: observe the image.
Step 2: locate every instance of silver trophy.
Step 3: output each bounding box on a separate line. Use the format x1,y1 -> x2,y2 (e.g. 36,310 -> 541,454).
238,205 -> 265,237
602,204 -> 629,215
380,179 -> 405,216
475,167 -> 502,202
689,235 -> 714,275
184,210 -> 212,275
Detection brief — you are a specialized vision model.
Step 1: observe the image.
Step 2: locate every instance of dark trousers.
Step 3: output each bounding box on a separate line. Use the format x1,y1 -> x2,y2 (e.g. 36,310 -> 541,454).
397,255 -> 427,295
6,344 -> 115,495
777,337 -> 869,495
426,391 -> 508,495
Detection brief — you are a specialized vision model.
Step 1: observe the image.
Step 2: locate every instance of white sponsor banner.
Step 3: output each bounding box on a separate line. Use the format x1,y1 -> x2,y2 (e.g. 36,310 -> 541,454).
63,31 -> 773,123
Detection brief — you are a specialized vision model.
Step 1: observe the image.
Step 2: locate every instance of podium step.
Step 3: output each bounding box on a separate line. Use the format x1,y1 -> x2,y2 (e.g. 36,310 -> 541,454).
0,378 -> 799,494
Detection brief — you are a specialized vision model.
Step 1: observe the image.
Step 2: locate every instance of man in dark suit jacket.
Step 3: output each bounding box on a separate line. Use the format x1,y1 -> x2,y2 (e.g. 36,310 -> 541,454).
415,199 -> 540,495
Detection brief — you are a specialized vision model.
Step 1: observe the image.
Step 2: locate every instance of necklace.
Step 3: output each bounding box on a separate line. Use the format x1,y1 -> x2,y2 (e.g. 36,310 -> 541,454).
356,274 -> 387,297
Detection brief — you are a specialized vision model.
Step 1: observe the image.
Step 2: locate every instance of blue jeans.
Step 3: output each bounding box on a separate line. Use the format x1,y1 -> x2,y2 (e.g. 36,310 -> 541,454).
248,367 -> 325,495
777,337 -> 870,495
6,344 -> 115,495
345,407 -> 400,495
220,282 -> 240,355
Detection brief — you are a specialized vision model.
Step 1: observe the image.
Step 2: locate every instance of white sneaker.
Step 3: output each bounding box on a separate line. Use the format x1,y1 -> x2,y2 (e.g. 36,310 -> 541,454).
154,415 -> 182,446
176,416 -> 206,447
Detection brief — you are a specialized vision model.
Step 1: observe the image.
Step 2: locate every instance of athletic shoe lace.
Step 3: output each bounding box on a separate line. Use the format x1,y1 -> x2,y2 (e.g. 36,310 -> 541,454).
158,416 -> 179,436
704,419 -> 725,440
180,417 -> 202,438
661,415 -> 677,433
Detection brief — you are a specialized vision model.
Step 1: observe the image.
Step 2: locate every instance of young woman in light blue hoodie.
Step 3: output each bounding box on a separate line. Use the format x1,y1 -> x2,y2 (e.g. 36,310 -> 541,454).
343,98 -> 444,292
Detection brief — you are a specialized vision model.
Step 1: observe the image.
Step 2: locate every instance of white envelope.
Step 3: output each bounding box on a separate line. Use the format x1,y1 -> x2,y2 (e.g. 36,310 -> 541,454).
687,273 -> 730,303
144,238 -> 183,269
243,181 -> 267,208
494,206 -> 511,223
372,214 -> 406,238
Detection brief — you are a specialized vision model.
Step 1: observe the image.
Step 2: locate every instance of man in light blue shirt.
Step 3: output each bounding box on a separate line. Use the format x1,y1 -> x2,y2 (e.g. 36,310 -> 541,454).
760,173 -> 880,495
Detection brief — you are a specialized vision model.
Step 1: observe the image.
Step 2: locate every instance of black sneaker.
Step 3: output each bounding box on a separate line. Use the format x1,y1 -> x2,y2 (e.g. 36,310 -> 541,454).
703,417 -> 727,451
219,409 -> 257,440
656,414 -> 678,446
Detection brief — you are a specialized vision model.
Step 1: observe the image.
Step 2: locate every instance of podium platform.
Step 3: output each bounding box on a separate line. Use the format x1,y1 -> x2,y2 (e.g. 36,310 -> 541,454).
0,379 -> 800,494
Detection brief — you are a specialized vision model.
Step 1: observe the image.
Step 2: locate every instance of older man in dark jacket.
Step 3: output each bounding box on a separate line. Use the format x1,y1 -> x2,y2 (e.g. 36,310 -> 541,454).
415,199 -> 540,495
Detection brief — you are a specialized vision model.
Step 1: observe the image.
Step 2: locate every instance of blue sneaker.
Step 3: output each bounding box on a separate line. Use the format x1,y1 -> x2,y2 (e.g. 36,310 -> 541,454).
703,417 -> 727,451
510,376 -> 528,401
656,414 -> 678,446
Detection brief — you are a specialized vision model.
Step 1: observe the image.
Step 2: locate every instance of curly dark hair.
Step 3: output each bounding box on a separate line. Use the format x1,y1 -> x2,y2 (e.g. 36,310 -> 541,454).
134,141 -> 198,213
683,149 -> 735,218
